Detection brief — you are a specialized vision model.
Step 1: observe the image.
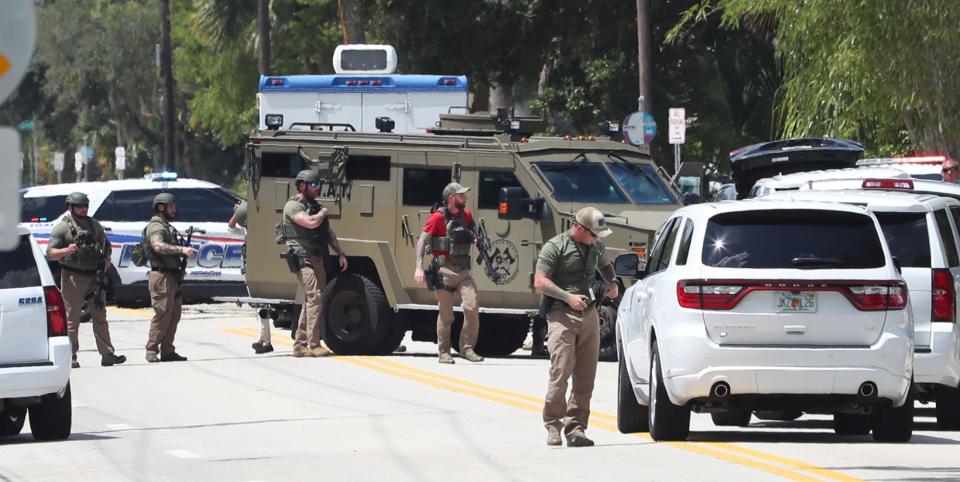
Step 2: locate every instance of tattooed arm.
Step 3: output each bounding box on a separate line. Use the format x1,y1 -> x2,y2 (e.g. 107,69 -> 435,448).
413,232 -> 432,287
151,233 -> 188,256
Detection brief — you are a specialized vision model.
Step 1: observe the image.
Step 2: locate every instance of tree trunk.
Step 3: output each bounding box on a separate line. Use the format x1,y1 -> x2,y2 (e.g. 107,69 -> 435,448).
344,1 -> 365,44
160,0 -> 175,173
636,0 -> 652,113
488,84 -> 513,114
258,0 -> 271,75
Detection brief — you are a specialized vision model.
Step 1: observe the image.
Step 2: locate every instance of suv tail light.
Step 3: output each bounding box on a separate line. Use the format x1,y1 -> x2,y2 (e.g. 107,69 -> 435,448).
678,280 -> 908,311
862,178 -> 914,190
44,286 -> 67,337
932,268 -> 956,322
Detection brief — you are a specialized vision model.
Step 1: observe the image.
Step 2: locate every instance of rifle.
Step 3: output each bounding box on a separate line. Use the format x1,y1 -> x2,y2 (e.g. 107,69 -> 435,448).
177,226 -> 205,293
473,223 -> 502,284
79,235 -> 109,323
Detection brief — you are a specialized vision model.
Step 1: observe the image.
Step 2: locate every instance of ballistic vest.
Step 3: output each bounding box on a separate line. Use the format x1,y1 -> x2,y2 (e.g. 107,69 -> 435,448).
429,207 -> 475,269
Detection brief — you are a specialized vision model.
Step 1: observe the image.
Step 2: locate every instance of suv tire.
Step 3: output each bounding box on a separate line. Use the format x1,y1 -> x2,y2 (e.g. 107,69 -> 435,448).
0,407 -> 26,436
871,388 -> 913,443
29,382 -> 72,441
617,346 -> 648,433
711,409 -> 752,427
935,385 -> 960,430
833,413 -> 871,435
321,273 -> 392,355
649,345 -> 690,441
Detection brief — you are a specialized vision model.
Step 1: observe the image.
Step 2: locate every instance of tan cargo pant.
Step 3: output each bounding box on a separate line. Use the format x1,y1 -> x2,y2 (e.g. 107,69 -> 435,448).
146,271 -> 182,356
542,304 -> 600,437
294,256 -> 327,351
435,264 -> 479,355
61,270 -> 115,358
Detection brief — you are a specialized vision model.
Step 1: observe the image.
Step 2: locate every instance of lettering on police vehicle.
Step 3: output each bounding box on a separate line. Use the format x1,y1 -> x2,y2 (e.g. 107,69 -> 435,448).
118,241 -> 244,269
19,296 -> 42,306
489,239 -> 519,285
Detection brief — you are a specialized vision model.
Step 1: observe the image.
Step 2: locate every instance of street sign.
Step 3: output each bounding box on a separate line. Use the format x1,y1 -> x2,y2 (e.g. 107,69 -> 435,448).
0,1 -> 36,104
53,151 -> 64,172
115,146 -> 126,169
0,128 -> 22,250
74,151 -> 83,177
622,111 -> 657,146
669,107 -> 686,145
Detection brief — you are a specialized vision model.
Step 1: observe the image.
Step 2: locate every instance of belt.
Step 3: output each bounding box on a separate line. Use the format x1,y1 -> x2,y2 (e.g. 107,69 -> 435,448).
60,265 -> 98,275
151,267 -> 181,274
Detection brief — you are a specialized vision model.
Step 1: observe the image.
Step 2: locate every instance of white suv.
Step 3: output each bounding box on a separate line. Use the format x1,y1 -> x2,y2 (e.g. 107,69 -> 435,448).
0,225 -> 72,440
765,189 -> 960,429
614,200 -> 914,442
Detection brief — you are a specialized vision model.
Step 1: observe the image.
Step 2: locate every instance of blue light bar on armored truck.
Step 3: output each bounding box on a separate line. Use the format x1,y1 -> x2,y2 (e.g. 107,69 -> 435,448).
259,75 -> 468,93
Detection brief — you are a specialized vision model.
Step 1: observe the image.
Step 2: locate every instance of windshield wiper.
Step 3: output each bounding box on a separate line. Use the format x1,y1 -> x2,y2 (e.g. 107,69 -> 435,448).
791,257 -> 845,268
541,151 -> 588,171
607,152 -> 656,182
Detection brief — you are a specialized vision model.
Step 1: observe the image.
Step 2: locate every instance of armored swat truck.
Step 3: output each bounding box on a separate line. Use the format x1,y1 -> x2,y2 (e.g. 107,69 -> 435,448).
240,45 -> 683,358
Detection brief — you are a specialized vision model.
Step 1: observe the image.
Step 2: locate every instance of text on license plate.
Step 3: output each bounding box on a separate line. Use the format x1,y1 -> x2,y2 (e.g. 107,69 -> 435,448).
776,291 -> 817,313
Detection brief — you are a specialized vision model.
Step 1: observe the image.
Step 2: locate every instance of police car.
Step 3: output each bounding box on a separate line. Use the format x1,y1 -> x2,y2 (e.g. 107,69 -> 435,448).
856,155 -> 948,181
748,166 -> 913,198
20,174 -> 246,304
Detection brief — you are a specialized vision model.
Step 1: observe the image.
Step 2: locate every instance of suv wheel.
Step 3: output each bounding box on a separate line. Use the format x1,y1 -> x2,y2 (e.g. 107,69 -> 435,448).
711,409 -> 752,427
29,382 -> 72,441
617,346 -> 648,433
833,413 -> 871,435
321,273 -> 392,355
648,345 -> 689,441
872,388 -> 913,443
935,385 -> 960,430
0,407 -> 26,436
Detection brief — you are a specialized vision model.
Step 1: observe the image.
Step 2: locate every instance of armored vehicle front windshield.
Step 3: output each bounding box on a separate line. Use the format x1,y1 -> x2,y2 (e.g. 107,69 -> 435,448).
533,159 -> 676,205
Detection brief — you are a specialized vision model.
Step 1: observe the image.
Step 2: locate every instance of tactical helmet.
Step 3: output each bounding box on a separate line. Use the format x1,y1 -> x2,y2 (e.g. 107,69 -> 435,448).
153,192 -> 176,208
65,192 -> 90,206
295,169 -> 320,185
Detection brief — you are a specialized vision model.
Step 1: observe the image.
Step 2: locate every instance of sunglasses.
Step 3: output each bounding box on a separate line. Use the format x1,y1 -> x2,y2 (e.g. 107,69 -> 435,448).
72,204 -> 89,209
943,167 -> 958,173
308,181 -> 320,188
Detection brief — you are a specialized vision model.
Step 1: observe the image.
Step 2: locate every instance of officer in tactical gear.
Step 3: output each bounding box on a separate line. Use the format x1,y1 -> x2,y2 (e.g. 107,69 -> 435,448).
282,169 -> 348,357
413,182 -> 484,364
534,207 -> 618,447
144,192 -> 197,363
46,192 -> 126,369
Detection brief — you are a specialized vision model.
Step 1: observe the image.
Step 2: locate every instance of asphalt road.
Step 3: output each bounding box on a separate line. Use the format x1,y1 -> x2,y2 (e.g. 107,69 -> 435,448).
2,304 -> 959,481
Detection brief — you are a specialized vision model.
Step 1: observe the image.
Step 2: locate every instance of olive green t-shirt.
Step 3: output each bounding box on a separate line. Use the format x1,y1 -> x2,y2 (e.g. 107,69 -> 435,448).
282,196 -> 323,256
144,215 -> 182,269
536,232 -> 610,297
48,215 -> 111,270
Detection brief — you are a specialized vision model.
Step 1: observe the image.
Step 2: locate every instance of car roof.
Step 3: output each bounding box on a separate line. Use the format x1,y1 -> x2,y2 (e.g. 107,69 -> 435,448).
753,166 -> 910,189
672,197 -> 876,220
20,178 -> 222,198
802,178 -> 960,200
762,189 -> 955,212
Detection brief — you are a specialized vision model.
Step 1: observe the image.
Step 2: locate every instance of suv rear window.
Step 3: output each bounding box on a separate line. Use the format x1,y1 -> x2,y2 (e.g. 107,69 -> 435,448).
98,188 -> 240,222
0,235 -> 42,289
874,212 -> 931,268
20,194 -> 67,222
702,209 -> 885,269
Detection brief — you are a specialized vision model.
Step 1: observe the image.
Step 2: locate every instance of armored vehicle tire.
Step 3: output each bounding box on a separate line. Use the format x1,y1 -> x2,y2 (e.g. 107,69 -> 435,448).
711,409 -> 752,427
649,345 -> 690,441
0,407 -> 26,436
833,413 -> 871,435
29,382 -> 72,441
452,314 -> 529,357
617,346 -> 649,433
320,273 -> 393,355
598,305 -> 618,361
935,385 -> 960,430
871,389 -> 914,443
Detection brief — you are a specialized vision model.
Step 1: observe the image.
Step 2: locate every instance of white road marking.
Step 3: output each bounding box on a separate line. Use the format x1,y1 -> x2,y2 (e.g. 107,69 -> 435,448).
106,423 -> 134,431
166,449 -> 202,459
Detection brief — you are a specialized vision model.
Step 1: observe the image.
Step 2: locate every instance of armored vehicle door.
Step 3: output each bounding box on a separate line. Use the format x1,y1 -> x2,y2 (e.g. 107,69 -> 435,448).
395,152 -> 475,305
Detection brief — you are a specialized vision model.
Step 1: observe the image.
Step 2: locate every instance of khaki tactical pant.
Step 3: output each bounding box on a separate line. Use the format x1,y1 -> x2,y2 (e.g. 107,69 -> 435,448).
294,256 -> 327,351
542,305 -> 600,437
435,264 -> 479,355
61,270 -> 115,358
146,271 -> 182,356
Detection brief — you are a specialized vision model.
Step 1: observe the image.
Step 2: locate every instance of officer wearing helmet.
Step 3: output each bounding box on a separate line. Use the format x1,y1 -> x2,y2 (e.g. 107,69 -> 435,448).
413,182 -> 484,365
280,169 -> 348,357
143,192 -> 196,363
46,192 -> 126,369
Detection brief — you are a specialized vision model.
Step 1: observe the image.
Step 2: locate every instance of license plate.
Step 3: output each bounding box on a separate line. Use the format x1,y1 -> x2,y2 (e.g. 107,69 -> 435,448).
775,291 -> 817,313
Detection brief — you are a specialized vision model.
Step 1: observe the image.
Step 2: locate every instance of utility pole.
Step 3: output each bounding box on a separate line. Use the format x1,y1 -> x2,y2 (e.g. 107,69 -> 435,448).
160,0 -> 175,173
258,0 -> 271,75
636,0 -> 652,115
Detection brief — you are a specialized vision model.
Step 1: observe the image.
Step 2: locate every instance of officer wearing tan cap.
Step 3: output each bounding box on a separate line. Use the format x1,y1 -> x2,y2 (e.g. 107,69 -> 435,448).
534,207 -> 618,447
413,182 -> 484,364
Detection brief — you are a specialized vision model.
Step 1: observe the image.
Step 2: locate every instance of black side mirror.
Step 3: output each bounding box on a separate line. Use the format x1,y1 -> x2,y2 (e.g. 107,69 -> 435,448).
614,253 -> 645,279
498,187 -> 546,220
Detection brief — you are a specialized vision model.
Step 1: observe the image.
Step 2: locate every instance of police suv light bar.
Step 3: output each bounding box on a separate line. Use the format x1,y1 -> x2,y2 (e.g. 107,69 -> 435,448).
145,172 -> 178,181
862,178 -> 914,190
